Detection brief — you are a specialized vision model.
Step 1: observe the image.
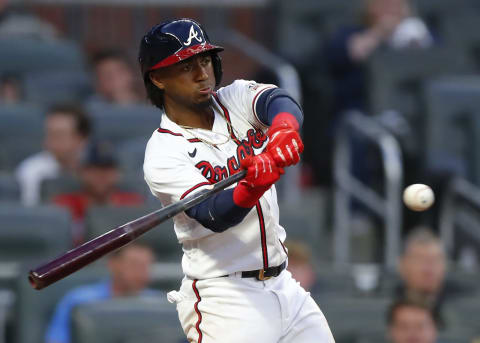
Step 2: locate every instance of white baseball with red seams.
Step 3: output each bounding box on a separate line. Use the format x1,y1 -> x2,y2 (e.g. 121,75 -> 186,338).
403,183 -> 435,211
144,80 -> 335,342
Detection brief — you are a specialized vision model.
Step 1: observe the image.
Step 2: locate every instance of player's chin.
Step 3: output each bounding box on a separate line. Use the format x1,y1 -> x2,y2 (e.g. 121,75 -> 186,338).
196,95 -> 213,109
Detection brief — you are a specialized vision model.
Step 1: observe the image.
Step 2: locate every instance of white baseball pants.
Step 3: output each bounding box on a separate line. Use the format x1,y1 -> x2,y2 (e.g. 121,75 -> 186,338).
167,270 -> 335,342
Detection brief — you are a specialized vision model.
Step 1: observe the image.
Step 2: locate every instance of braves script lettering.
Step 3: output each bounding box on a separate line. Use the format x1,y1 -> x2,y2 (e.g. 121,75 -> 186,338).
195,128 -> 267,183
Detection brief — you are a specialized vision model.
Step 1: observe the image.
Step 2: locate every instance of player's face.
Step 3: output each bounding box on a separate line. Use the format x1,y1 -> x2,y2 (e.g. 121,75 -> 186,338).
150,53 -> 216,110
389,306 -> 437,343
401,242 -> 446,294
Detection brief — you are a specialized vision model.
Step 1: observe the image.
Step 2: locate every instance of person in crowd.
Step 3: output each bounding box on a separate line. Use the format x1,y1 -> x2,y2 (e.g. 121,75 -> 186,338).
45,242 -> 156,343
0,74 -> 22,104
395,227 -> 473,328
387,298 -> 438,343
53,140 -> 144,243
16,104 -> 90,206
87,50 -> 141,107
0,0 -> 58,40
326,0 -> 434,116
285,240 -> 317,292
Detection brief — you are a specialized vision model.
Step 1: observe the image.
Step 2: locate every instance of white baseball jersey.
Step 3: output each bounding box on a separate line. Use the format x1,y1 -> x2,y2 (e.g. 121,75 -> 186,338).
144,79 -> 288,279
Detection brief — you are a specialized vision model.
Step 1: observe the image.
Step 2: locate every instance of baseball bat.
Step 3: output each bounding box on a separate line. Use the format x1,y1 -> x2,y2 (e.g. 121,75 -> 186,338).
29,170 -> 247,290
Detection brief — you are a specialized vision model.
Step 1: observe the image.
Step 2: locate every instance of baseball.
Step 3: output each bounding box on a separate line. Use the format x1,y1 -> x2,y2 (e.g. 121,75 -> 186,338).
403,184 -> 435,211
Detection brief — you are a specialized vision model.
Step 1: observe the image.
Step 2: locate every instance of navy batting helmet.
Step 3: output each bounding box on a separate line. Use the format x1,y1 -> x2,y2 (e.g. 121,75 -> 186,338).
139,18 -> 224,87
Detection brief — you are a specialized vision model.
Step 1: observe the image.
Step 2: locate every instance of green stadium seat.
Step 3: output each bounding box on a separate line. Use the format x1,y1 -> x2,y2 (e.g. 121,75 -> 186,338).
279,188 -> 331,261
87,104 -> 160,145
315,296 -> 390,341
0,105 -> 44,172
368,47 -> 475,119
71,297 -> 185,343
0,38 -> 85,76
14,265 -> 108,343
40,176 -> 82,203
0,205 -> 71,264
23,70 -> 93,105
424,76 -> 480,184
0,172 -> 19,203
84,205 -> 181,262
117,137 -> 149,177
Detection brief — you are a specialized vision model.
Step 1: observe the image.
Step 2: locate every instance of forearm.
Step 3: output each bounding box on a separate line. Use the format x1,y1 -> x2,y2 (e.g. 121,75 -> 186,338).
185,189 -> 252,232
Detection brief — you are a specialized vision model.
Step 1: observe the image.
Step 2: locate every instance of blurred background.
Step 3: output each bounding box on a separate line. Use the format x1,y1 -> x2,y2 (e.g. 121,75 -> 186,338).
1,0 -> 480,342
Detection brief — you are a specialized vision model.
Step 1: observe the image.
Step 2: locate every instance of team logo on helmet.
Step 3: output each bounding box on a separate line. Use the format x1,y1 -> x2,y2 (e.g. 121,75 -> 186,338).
184,25 -> 203,46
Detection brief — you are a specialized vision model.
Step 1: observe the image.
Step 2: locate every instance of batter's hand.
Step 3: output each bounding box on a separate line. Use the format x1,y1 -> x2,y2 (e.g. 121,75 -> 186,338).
233,152 -> 284,208
266,112 -> 304,168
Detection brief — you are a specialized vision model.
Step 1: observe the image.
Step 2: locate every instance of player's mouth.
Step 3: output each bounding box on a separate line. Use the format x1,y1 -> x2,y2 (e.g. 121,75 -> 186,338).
199,87 -> 212,94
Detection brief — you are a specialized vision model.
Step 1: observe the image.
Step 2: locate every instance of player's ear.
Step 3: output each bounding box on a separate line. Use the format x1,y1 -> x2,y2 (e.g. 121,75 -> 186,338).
149,72 -> 165,90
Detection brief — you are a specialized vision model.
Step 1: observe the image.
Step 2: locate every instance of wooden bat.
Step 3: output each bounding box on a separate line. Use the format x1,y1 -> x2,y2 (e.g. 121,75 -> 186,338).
29,170 -> 247,290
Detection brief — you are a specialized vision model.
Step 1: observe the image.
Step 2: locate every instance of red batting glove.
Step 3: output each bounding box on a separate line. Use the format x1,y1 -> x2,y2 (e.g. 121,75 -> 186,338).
266,112 -> 304,168
233,152 -> 284,208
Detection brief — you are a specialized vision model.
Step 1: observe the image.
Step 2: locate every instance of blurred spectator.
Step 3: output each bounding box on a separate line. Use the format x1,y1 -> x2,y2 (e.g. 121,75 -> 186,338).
53,140 -> 144,243
326,0 -> 434,117
395,227 -> 470,328
45,242 -> 155,343
0,0 -> 58,40
0,73 -> 22,104
87,50 -> 141,107
285,240 -> 317,291
15,104 -> 90,206
387,298 -> 438,343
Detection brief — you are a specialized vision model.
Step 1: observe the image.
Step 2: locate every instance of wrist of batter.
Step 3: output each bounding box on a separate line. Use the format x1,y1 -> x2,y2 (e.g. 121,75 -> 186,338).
233,181 -> 269,208
270,112 -> 300,132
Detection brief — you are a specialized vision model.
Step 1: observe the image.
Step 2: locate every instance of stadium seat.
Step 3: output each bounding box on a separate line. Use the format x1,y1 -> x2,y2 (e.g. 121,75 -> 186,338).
84,205 -> 181,262
368,47 -> 475,119
71,297 -> 185,343
0,205 -> 71,264
14,265 -> 108,343
0,105 -> 44,172
315,296 -> 390,342
40,175 -> 82,203
0,38 -> 85,75
279,187 -> 331,260
117,136 -> 149,177
23,69 -> 93,105
0,172 -> 19,203
424,76 -> 480,184
87,104 -> 160,144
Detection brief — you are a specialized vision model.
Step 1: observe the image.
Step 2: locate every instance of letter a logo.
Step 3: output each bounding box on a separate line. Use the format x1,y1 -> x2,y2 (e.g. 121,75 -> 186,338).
184,25 -> 203,46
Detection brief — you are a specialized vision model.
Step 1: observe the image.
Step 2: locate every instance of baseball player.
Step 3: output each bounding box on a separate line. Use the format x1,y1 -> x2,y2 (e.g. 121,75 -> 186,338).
140,18 -> 335,342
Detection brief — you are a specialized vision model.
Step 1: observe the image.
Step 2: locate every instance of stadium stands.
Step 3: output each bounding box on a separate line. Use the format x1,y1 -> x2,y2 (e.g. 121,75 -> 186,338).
71,297 -> 185,343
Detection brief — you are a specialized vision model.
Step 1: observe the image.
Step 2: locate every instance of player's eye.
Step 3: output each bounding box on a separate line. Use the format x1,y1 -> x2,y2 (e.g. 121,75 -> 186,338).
200,56 -> 211,66
182,64 -> 192,72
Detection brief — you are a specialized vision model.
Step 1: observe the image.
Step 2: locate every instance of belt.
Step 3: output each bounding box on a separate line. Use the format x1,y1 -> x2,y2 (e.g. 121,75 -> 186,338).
229,261 -> 287,281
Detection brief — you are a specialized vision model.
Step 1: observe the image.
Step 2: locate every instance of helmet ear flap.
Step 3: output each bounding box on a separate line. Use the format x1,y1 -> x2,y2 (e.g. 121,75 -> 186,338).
212,53 -> 223,87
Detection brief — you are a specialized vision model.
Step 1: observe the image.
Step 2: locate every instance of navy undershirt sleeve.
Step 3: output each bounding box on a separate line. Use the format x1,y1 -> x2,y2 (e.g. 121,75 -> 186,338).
255,88 -> 304,127
185,188 -> 251,232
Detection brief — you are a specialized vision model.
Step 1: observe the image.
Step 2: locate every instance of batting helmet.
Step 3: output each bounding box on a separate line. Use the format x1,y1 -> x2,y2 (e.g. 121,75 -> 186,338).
139,18 -> 224,87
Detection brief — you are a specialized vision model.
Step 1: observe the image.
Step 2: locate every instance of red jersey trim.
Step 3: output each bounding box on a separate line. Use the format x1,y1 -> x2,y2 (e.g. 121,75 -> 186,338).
255,201 -> 269,270
180,181 -> 211,200
192,280 -> 203,343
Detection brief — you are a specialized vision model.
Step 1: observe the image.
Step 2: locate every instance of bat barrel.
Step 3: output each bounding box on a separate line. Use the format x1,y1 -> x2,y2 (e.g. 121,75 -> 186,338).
28,213 -> 163,290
